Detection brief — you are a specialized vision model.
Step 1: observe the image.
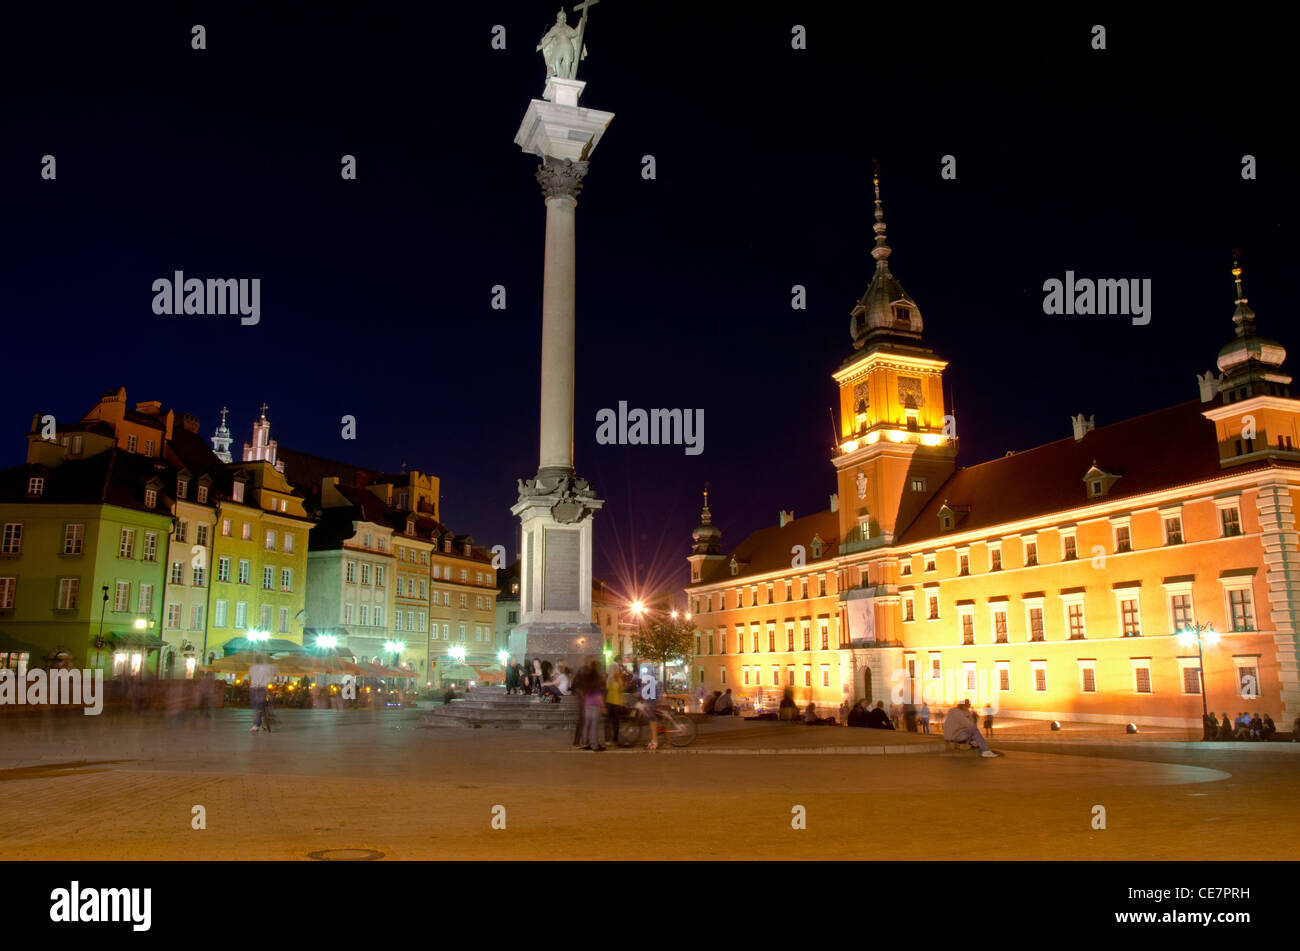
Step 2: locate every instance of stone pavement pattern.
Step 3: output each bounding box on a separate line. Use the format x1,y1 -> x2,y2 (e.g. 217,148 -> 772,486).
0,708 -> 1293,860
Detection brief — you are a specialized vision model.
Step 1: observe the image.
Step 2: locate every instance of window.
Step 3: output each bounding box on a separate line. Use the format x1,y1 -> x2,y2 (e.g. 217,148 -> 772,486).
1164,516 -> 1184,545
196,524 -> 209,547
238,559 -> 251,584
821,665 -> 830,687
819,620 -> 829,650
924,554 -> 936,572
119,529 -> 135,558
992,607 -> 1008,643
344,603 -> 354,624
235,601 -> 248,628
217,557 -> 231,583
265,529 -> 276,550
1220,505 -> 1242,537
958,552 -> 970,576
801,621 -> 811,651
1120,597 -> 1141,636
280,568 -> 292,592
190,605 -> 204,631
904,598 -> 915,622
114,581 -> 130,612
166,603 -> 182,629
214,599 -> 228,628
284,533 -> 294,553
197,484 -> 209,504
460,594 -> 468,609
260,605 -> 272,630
346,562 -> 357,584
960,610 -> 974,645
144,488 -> 157,509
138,583 -> 153,614
743,667 -> 750,686
361,563 -> 371,585
803,667 -> 811,687
989,545 -> 1002,571
911,476 -> 927,492
1078,660 -> 1096,693
1133,661 -> 1152,694
1228,588 -> 1254,632
143,532 -> 157,562
144,439 -> 155,456
1114,525 -> 1132,553
170,562 -> 184,585
263,566 -> 274,590
1062,533 -> 1077,560
221,518 -> 232,537
785,623 -> 794,652
1028,606 -> 1045,641
1182,665 -> 1202,695
174,521 -> 187,544
931,658 -> 941,679
996,661 -> 1010,692
63,524 -> 84,555
900,560 -> 912,576
56,577 -> 79,610
1031,661 -> 1047,692
241,522 -> 252,540
1170,593 -> 1193,632
1024,541 -> 1038,566
279,607 -> 289,634
70,435 -> 83,455
192,564 -> 205,587
963,662 -> 977,692
27,476 -> 45,497
1067,602 -> 1085,639
927,595 -> 939,620
767,626 -> 775,652
127,435 -> 137,453
177,478 -> 188,499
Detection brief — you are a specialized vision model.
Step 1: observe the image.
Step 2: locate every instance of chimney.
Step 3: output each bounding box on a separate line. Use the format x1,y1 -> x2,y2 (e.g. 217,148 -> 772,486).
1196,371 -> 1220,403
1070,414 -> 1095,441
829,493 -> 838,513
779,510 -> 794,527
135,400 -> 163,415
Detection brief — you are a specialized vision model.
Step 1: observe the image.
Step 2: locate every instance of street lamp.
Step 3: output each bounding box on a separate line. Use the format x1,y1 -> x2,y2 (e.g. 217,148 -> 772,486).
1177,622 -> 1220,740
97,585 -> 109,670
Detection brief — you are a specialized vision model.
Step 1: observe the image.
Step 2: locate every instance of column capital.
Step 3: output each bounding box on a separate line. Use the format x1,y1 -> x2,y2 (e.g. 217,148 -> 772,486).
536,157 -> 589,201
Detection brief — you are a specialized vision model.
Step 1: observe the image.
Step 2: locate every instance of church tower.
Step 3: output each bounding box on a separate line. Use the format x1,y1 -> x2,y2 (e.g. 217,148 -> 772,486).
831,170 -> 957,553
211,406 -> 233,463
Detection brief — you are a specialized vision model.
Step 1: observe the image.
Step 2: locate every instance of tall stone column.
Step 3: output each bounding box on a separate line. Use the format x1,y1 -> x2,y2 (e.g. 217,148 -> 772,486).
536,158 -> 588,480
507,76 -> 613,671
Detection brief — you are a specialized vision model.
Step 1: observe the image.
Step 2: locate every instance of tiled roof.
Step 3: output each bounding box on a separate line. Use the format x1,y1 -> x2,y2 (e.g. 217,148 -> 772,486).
691,509 -> 840,588
0,450 -> 175,515
897,399 -> 1285,547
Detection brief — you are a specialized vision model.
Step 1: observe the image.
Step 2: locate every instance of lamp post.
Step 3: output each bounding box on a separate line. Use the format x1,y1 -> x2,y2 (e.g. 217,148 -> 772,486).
97,585 -> 109,671
630,600 -> 644,682
1177,622 -> 1219,740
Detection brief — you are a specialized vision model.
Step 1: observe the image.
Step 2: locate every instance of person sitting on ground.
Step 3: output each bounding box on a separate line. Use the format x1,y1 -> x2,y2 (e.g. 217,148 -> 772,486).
847,700 -> 870,728
943,699 -> 998,758
1202,711 -> 1219,741
1219,712 -> 1233,740
1248,712 -> 1264,740
701,690 -> 720,715
1233,711 -> 1251,739
539,664 -> 571,702
713,688 -> 735,716
778,686 -> 798,721
803,702 -> 818,724
443,685 -> 458,704
865,700 -> 894,730
1262,714 -> 1277,741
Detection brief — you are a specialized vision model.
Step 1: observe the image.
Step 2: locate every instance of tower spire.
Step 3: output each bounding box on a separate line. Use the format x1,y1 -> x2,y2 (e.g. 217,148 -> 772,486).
871,160 -> 891,269
1231,254 -> 1256,336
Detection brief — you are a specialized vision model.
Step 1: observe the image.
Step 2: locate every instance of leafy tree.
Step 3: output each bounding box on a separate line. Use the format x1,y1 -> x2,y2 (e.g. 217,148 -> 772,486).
631,615 -> 696,687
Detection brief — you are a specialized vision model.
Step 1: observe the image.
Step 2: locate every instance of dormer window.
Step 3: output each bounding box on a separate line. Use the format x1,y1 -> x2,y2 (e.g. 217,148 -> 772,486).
197,484 -> 208,503
940,513 -> 952,530
1084,464 -> 1119,498
177,479 -> 189,499
810,535 -> 824,559
1090,480 -> 1103,496
407,518 -> 416,535
144,488 -> 157,509
892,305 -> 912,330
232,481 -> 245,503
26,477 -> 44,498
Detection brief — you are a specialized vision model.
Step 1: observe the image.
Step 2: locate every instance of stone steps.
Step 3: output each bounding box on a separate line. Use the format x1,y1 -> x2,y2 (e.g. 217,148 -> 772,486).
420,694 -> 581,730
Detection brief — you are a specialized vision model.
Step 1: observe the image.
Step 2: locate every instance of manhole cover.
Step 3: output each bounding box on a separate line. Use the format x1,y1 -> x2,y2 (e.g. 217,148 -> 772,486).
307,848 -> 384,861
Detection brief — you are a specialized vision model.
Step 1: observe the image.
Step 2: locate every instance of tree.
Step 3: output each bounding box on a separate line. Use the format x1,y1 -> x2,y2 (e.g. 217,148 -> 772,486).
631,615 -> 696,689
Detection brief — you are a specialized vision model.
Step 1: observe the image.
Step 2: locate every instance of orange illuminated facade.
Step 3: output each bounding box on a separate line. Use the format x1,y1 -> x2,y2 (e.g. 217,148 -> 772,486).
687,182 -> 1300,726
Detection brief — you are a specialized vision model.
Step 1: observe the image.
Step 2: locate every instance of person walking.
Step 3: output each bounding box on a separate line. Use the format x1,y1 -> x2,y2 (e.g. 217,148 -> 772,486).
919,701 -> 931,734
982,703 -> 994,735
605,662 -> 626,745
640,668 -> 661,750
579,660 -> 606,751
247,655 -> 277,733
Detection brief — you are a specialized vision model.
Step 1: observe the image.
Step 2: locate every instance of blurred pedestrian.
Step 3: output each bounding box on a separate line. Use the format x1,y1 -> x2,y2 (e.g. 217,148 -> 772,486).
919,701 -> 931,734
605,662 -> 626,744
578,659 -> 606,751
247,655 -> 277,733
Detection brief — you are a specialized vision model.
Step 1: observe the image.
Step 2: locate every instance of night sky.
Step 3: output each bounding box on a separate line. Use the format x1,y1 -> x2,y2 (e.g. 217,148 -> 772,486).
3,5 -> 1295,603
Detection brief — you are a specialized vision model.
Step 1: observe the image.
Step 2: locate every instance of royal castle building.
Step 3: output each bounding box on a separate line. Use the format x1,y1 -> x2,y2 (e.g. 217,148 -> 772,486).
686,177 -> 1300,727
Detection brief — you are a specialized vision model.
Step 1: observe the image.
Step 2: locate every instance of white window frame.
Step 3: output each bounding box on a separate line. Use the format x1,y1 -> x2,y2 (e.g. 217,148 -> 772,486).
1215,497 -> 1244,537
1114,587 -> 1142,637
1178,656 -> 1202,696
1030,660 -> 1047,692
1023,596 -> 1046,642
1161,580 -> 1195,635
1219,578 -> 1256,633
1232,656 -> 1261,699
989,602 -> 1009,643
962,660 -> 977,694
1160,505 -> 1184,545
1061,591 -> 1086,640
1111,516 -> 1132,554
1060,527 -> 1078,561
995,660 -> 1010,692
958,604 -> 975,644
987,541 -> 1003,571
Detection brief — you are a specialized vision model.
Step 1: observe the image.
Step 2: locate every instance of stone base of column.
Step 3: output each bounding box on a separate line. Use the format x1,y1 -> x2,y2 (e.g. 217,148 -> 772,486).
507,621 -> 606,674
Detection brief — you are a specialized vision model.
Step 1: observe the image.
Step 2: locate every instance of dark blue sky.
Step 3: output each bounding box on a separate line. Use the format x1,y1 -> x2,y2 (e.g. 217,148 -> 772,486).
3,4 -> 1295,604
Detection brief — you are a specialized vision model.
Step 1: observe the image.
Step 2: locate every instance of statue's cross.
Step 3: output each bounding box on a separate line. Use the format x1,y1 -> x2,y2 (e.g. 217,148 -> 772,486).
571,0 -> 599,78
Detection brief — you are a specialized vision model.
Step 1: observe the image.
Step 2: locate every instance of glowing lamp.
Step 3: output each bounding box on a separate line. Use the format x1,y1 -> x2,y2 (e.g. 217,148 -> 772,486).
317,634 -> 338,649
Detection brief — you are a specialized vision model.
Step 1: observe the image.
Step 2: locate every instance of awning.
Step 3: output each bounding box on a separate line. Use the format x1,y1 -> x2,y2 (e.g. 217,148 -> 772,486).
106,631 -> 166,649
221,636 -> 308,655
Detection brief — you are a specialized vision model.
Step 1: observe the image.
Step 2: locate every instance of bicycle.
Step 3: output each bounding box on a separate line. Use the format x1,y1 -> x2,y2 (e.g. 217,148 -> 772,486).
616,699 -> 697,748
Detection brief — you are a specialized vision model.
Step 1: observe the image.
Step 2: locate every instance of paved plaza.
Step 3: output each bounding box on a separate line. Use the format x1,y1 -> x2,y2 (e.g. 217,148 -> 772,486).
0,707 -> 1295,860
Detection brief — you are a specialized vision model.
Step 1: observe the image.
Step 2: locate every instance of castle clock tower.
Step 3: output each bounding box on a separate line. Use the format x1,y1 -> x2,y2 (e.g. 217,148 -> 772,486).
832,171 -> 957,560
